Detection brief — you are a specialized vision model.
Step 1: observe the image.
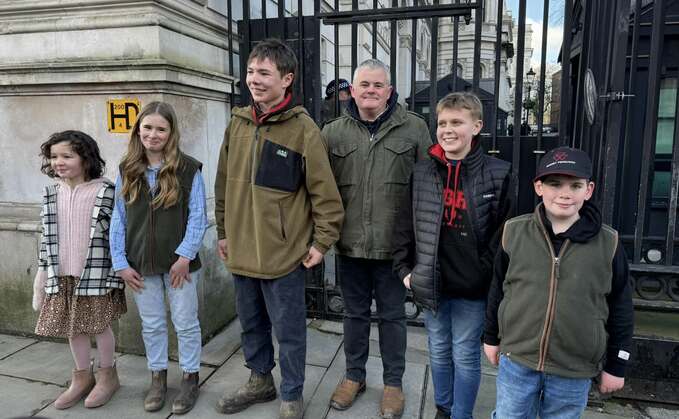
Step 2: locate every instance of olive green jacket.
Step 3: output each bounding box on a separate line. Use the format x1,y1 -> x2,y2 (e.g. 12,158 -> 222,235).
322,103 -> 432,259
215,105 -> 344,279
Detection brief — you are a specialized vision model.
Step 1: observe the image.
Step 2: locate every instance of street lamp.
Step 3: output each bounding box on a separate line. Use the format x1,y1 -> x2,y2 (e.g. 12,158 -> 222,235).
523,67 -> 536,132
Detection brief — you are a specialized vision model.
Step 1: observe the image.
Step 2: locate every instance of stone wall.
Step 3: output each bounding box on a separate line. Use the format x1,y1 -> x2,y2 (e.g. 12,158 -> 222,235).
0,0 -> 238,353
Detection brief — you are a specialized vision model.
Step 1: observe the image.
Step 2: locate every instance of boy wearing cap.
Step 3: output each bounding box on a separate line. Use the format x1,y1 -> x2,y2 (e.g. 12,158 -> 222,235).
483,147 -> 634,418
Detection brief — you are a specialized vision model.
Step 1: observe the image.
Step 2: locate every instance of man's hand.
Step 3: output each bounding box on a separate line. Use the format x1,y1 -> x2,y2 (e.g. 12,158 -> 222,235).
598,371 -> 624,393
120,267 -> 144,292
170,256 -> 191,289
484,344 -> 500,367
403,273 -> 412,290
217,239 -> 228,260
303,246 -> 324,268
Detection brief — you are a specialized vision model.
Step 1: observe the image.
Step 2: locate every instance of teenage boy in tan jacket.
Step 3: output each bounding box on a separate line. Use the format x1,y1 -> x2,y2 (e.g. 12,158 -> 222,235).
214,39 -> 344,419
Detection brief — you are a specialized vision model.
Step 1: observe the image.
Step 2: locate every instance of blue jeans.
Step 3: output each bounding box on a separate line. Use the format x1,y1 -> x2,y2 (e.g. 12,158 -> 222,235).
133,271 -> 202,373
493,355 -> 592,419
233,265 -> 307,401
424,297 -> 485,419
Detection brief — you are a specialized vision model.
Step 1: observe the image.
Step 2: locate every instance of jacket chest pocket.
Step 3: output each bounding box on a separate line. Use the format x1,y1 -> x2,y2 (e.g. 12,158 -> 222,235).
255,140 -> 304,193
330,143 -> 359,186
383,141 -> 416,185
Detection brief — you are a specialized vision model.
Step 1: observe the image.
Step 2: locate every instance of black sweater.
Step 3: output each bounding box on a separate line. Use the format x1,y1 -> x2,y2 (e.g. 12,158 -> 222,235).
484,201 -> 634,377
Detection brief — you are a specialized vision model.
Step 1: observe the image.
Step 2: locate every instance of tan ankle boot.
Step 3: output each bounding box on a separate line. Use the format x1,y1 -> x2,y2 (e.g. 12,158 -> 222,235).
84,360 -> 120,408
54,363 -> 95,409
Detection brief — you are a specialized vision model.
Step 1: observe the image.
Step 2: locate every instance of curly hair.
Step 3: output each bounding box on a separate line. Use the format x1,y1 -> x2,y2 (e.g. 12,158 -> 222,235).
39,130 -> 105,180
120,101 -> 182,209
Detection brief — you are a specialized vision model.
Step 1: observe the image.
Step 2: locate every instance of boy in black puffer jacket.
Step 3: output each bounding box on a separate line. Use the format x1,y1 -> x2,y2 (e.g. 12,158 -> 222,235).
392,92 -> 513,419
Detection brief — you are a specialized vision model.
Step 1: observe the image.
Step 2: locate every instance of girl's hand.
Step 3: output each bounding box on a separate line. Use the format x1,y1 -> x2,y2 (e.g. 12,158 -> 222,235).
170,256 -> 191,289
403,273 -> 412,290
120,267 -> 144,292
302,246 -> 323,268
217,239 -> 228,260
598,371 -> 625,393
32,270 -> 47,311
484,343 -> 500,367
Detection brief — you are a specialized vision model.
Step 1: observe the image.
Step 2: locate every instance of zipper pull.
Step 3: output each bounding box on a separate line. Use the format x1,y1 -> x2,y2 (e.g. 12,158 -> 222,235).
554,257 -> 561,280
370,133 -> 375,142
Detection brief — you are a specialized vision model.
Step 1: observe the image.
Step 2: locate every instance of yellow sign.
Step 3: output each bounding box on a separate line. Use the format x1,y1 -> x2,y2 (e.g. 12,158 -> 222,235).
107,99 -> 141,133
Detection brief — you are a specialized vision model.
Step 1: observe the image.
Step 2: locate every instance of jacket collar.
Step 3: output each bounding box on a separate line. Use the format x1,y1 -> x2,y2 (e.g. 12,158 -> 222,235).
428,138 -> 485,171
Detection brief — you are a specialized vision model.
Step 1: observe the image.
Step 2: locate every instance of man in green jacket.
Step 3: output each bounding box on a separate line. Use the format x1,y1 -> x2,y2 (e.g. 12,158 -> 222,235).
322,58 -> 432,418
214,39 -> 344,419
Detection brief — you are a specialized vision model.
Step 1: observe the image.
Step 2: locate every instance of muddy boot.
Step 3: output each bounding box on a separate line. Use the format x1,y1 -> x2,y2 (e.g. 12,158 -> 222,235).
279,396 -> 304,419
54,363 -> 96,409
172,371 -> 199,415
144,370 -> 167,412
380,385 -> 405,419
84,360 -> 121,408
329,378 -> 366,410
215,370 -> 277,414
434,405 -> 451,419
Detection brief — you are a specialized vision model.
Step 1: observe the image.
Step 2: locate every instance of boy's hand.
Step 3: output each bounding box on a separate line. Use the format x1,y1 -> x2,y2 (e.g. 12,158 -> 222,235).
120,267 -> 144,292
303,246 -> 324,268
598,371 -> 625,393
484,344 -> 500,366
403,273 -> 412,290
170,256 -> 191,289
217,239 -> 228,260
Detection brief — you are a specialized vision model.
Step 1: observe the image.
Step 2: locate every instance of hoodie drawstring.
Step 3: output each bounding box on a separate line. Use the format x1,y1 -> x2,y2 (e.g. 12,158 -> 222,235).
445,161 -> 463,226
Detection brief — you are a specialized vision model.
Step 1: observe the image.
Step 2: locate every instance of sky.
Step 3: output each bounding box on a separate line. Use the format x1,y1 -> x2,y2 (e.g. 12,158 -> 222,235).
505,0 -> 564,68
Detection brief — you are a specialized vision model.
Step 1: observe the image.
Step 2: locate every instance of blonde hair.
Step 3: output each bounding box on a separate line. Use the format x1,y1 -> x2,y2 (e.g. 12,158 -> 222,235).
436,92 -> 483,121
120,101 -> 182,209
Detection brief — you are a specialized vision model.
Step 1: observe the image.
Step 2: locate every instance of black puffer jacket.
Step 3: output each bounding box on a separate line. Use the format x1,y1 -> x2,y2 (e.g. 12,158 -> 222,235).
393,139 -> 513,311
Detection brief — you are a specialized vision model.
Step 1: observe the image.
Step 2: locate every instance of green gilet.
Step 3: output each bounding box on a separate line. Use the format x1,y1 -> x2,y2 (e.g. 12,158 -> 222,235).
122,153 -> 202,276
498,206 -> 618,378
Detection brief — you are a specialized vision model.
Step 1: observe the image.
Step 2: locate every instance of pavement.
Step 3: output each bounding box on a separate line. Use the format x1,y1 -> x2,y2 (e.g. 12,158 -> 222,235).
0,319 -> 676,419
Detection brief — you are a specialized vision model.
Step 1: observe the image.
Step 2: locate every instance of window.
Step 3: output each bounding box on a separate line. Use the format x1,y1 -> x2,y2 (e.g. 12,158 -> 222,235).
652,78 -> 677,204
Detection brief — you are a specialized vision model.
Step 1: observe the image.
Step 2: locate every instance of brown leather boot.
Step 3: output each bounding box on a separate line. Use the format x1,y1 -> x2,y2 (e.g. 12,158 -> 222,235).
172,371 -> 199,415
144,370 -> 167,412
329,378 -> 366,410
380,385 -> 404,419
54,363 -> 96,409
215,370 -> 277,414
84,360 -> 121,408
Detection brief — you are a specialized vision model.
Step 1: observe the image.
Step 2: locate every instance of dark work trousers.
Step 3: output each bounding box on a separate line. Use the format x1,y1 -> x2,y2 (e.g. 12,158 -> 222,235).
338,255 -> 407,387
233,265 -> 307,401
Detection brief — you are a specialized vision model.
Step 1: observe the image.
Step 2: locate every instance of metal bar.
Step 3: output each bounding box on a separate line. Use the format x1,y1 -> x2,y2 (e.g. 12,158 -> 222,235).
512,0 -> 527,203
372,0 -> 378,59
429,0 -> 439,134
297,0 -> 304,109
243,0 -> 251,106
574,0 -> 593,149
227,0 -> 235,106
320,2 -> 478,24
351,0 -> 357,77
536,0 -> 550,149
559,0 -> 573,146
490,0 -> 503,152
410,10 -> 418,112
472,0 -> 482,92
390,0 -> 397,89
261,0 -> 267,37
634,0 -> 666,264
313,0 -> 321,122
278,0 -> 286,39
618,0 -> 642,226
452,0 -> 459,91
666,74 -> 679,265
334,0 -> 340,119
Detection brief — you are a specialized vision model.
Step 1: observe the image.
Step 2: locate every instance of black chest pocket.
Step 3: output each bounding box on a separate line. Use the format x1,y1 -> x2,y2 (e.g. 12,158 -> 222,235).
255,139 -> 304,192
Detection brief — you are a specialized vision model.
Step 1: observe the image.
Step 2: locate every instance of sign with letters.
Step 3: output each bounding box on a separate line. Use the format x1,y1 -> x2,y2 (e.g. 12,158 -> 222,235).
107,99 -> 141,133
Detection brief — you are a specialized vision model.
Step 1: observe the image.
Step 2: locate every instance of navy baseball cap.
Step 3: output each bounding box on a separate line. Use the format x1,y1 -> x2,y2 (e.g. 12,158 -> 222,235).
534,146 -> 593,182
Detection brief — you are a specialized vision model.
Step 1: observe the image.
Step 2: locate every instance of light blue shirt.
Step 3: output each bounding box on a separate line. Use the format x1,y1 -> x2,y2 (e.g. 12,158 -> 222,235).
109,165 -> 209,272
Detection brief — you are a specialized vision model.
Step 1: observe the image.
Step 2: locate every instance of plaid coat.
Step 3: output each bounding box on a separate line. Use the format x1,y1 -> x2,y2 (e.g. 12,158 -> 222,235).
38,180 -> 124,295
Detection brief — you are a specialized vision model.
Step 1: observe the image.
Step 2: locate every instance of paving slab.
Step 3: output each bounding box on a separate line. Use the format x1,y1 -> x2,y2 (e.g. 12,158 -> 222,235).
0,374 -> 62,418
317,320 -> 344,335
0,340 -> 78,385
0,334 -> 36,360
201,319 -> 242,367
327,355 -> 427,419
181,351 -> 325,419
36,353 -> 214,418
305,343 -> 346,419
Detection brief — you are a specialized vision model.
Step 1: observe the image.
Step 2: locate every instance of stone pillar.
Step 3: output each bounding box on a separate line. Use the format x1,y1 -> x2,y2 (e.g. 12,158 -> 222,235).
0,0 -> 237,354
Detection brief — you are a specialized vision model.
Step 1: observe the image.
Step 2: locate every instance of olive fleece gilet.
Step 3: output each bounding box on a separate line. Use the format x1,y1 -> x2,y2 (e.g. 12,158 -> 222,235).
123,153 -> 202,276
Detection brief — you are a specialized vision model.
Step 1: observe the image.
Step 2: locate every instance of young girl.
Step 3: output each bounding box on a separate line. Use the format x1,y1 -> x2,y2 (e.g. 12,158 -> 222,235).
33,130 -> 126,409
110,101 -> 208,414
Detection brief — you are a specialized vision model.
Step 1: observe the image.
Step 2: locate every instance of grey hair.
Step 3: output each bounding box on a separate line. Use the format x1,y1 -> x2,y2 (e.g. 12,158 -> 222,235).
352,59 -> 391,85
